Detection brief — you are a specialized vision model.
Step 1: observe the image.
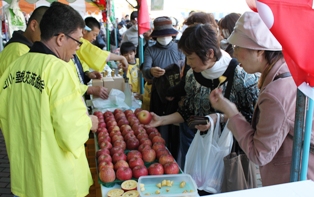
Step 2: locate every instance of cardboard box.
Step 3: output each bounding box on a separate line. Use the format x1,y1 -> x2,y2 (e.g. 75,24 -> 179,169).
92,76 -> 125,93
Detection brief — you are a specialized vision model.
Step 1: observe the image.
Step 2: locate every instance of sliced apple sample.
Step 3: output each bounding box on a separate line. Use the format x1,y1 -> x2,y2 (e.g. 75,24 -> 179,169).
121,180 -> 138,191
122,190 -> 139,197
107,188 -> 124,197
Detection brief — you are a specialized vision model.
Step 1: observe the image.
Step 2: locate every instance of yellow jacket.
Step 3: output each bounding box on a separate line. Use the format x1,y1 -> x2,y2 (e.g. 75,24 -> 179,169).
0,42 -> 30,78
0,49 -> 92,197
142,83 -> 152,111
77,38 -> 110,72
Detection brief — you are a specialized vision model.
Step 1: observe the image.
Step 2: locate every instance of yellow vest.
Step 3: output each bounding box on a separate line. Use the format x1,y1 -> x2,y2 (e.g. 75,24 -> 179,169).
0,52 -> 92,197
142,83 -> 152,111
77,38 -> 110,72
0,42 -> 29,78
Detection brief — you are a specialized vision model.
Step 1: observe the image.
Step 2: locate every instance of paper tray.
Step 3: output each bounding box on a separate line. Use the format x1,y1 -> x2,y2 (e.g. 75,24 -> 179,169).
137,174 -> 198,197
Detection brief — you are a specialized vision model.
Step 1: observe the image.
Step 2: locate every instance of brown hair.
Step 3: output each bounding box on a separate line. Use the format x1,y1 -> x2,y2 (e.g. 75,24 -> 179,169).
185,12 -> 217,30
258,51 -> 284,88
220,13 -> 241,37
178,24 -> 222,65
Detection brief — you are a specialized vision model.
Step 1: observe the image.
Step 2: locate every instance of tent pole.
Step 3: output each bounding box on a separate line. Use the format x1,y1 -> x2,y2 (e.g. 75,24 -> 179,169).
290,89 -> 306,182
300,96 -> 313,180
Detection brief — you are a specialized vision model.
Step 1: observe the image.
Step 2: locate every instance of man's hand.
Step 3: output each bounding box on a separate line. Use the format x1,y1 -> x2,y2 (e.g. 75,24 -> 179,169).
150,67 -> 165,78
118,56 -> 129,72
89,115 -> 99,133
87,86 -> 109,99
87,71 -> 102,79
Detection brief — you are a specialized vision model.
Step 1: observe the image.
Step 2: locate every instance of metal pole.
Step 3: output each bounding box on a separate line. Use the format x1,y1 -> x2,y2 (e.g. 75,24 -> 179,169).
290,89 -> 306,181
138,36 -> 144,94
300,97 -> 313,180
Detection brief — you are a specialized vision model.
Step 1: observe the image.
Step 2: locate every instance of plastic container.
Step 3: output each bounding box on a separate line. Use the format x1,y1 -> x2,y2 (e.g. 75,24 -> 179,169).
137,174 -> 198,197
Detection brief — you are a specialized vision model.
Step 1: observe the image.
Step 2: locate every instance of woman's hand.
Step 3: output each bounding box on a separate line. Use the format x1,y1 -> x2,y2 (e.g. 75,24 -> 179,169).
150,67 -> 165,78
209,88 -> 239,118
195,113 -> 218,132
146,112 -> 163,127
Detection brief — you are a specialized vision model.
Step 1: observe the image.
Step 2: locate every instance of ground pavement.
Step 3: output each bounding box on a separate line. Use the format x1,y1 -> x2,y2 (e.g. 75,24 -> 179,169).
0,131 -> 262,196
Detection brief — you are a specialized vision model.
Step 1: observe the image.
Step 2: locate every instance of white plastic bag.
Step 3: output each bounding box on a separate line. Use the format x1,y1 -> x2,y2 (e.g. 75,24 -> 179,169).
184,114 -> 233,193
92,89 -> 129,110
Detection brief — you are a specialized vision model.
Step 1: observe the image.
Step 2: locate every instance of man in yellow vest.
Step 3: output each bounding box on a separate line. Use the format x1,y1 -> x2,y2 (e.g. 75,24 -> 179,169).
0,6 -> 48,78
0,2 -> 98,196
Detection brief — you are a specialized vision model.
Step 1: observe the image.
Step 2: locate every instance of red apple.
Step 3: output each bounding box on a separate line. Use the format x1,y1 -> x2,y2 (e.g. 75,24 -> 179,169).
118,118 -> 129,127
122,129 -> 134,137
99,167 -> 115,183
142,148 -> 156,163
108,125 -> 120,133
124,133 -> 136,142
105,116 -> 115,123
94,111 -> 102,116
98,153 -> 112,164
134,108 -> 142,116
106,120 -> 118,128
132,165 -> 148,178
138,144 -> 151,152
148,163 -> 164,175
98,161 -> 114,170
152,136 -> 165,144
110,146 -> 124,156
109,130 -> 122,138
114,160 -> 129,170
113,140 -> 126,150
149,131 -> 161,140
137,110 -> 152,125
163,162 -> 180,174
98,122 -> 106,128
152,142 -> 166,152
128,157 -> 144,169
99,141 -> 112,149
97,127 -> 108,135
145,127 -> 158,135
96,148 -> 110,158
129,118 -> 140,127
139,138 -> 152,146
120,125 -> 132,133
98,136 -> 111,144
113,108 -> 123,115
127,150 -> 142,161
111,134 -> 124,143
112,152 -> 127,163
136,133 -> 149,140
124,109 -> 134,116
156,149 -> 170,159
159,154 -> 175,165
116,167 -> 132,181
126,138 -> 140,150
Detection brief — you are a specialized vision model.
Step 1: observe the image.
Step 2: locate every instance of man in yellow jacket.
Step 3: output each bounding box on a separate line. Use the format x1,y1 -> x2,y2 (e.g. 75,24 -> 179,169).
69,16 -> 128,99
0,6 -> 48,78
0,2 -> 98,197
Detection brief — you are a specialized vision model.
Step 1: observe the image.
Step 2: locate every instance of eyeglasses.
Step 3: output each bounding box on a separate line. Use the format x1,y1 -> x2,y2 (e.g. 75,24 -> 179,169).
54,33 -> 83,47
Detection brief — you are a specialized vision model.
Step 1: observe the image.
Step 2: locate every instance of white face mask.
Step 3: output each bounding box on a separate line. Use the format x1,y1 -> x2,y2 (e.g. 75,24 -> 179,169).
157,36 -> 173,46
220,39 -> 229,50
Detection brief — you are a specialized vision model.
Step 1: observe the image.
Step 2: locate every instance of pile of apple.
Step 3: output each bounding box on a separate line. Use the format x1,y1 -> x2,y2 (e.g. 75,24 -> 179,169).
93,108 -> 180,184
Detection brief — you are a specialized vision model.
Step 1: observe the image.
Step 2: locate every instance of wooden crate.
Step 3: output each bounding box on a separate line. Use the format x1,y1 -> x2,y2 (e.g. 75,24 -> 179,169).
85,138 -> 101,197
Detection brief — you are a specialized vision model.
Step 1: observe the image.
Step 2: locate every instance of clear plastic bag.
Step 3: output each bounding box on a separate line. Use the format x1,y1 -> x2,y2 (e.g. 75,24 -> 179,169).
184,114 -> 233,193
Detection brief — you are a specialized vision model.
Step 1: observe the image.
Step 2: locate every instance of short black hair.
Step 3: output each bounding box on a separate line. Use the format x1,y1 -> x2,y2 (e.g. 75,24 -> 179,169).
85,16 -> 100,30
40,2 -> 85,41
120,42 -> 136,55
178,24 -> 222,64
27,6 -> 49,27
130,11 -> 138,21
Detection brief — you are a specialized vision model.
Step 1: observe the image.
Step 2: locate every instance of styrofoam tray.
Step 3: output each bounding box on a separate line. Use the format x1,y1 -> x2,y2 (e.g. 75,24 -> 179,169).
137,174 -> 198,197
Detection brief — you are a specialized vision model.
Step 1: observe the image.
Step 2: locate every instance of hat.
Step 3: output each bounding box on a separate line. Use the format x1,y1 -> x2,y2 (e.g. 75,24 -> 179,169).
228,12 -> 282,51
150,16 -> 178,38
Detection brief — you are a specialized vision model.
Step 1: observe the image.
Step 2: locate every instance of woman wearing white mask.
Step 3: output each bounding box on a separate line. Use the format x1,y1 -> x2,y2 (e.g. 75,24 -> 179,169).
142,16 -> 185,160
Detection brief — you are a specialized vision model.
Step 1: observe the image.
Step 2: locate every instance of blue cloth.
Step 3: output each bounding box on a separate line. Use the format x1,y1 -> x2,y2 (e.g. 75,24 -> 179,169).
179,122 -> 196,170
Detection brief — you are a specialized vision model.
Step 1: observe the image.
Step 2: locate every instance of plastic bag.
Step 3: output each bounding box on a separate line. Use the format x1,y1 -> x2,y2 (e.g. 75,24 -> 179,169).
4,0 -> 26,38
184,114 -> 233,193
92,89 -> 129,110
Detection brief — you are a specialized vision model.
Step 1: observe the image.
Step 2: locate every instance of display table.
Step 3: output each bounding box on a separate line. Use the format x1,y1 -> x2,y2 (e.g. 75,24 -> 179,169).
212,180 -> 314,197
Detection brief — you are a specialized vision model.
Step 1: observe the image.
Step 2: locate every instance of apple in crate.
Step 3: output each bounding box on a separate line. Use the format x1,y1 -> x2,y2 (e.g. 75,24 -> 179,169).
127,150 -> 142,161
148,163 -> 164,175
98,153 -> 112,164
99,161 -> 114,170
163,162 -> 180,174
96,148 -> 110,158
132,165 -> 148,179
112,152 -> 127,163
116,167 -> 133,181
128,157 -> 144,169
137,110 -> 152,125
114,160 -> 129,170
138,144 -> 151,152
110,146 -> 124,156
159,154 -> 175,165
99,167 -> 115,183
142,148 -> 156,163
126,138 -> 140,150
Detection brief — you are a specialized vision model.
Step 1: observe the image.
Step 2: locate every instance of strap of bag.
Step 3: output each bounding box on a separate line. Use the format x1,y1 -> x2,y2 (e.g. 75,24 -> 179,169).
224,58 -> 237,99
